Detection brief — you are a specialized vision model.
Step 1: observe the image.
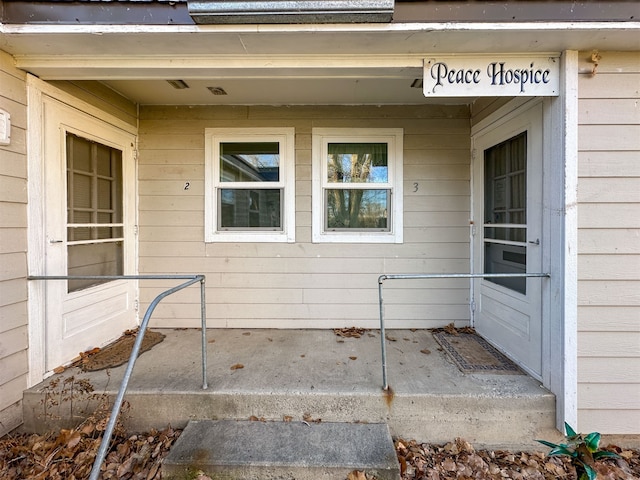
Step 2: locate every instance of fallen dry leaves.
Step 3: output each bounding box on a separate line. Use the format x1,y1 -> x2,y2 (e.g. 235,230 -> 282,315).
2,419 -> 638,479
334,327 -> 367,338
0,410 -> 180,480
395,437 -> 640,480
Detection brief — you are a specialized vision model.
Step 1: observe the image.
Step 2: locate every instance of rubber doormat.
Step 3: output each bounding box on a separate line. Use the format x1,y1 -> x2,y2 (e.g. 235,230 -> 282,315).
432,331 -> 523,374
79,329 -> 166,372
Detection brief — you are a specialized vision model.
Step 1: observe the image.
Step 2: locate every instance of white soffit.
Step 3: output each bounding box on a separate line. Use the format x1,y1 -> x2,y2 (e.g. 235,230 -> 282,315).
7,22 -> 639,79
2,22 -> 637,105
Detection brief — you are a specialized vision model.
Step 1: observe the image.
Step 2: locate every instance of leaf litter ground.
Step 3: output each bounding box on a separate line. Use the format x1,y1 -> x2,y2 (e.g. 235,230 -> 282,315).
2,423 -> 638,479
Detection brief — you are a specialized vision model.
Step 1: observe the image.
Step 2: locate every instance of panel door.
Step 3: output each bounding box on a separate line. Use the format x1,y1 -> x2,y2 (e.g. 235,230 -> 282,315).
43,98 -> 137,370
472,101 -> 544,378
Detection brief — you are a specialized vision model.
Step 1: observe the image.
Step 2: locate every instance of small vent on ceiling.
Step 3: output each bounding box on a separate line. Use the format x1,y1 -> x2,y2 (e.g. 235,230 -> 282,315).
167,80 -> 190,89
207,86 -> 228,96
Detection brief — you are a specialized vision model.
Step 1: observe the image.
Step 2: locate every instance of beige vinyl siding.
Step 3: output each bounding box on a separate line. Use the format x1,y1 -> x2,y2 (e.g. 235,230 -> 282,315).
47,80 -> 138,129
138,105 -> 471,329
577,51 -> 640,434
0,50 -> 28,436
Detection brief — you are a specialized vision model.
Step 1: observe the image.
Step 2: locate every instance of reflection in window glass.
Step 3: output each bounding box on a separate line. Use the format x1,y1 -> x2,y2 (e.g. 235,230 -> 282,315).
326,189 -> 389,230
327,143 -> 388,183
219,188 -> 282,229
325,143 -> 389,231
206,128 -> 294,242
217,141 -> 283,230
220,142 -> 280,182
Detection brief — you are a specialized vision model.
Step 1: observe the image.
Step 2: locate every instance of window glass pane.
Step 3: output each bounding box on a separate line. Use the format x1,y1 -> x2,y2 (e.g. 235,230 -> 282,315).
67,242 -> 123,292
327,143 -> 388,183
220,142 -> 280,182
219,189 -> 282,229
326,189 -> 389,230
484,243 -> 526,294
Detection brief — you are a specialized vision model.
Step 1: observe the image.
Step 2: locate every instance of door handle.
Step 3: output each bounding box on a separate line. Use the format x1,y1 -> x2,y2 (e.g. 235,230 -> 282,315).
49,239 -> 63,244
528,239 -> 540,245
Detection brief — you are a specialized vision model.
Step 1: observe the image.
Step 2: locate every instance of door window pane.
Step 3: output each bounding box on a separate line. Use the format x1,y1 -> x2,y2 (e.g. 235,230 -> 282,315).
483,132 -> 527,294
66,133 -> 124,292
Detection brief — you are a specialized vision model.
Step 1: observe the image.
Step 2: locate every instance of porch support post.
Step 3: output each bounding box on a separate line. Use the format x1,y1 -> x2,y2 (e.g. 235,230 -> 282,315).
557,49 -> 579,431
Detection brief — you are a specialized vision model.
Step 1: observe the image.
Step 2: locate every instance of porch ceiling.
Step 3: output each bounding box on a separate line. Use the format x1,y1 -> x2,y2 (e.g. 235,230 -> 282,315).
2,23 -> 639,105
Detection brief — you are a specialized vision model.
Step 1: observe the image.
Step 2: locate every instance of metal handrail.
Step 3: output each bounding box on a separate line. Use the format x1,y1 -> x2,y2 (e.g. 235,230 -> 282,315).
377,272 -> 550,390
27,274 -> 207,480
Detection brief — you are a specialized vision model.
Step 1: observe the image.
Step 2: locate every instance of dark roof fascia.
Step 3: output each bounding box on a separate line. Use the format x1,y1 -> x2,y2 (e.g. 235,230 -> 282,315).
1,0 -> 195,25
1,1 -> 638,25
393,1 -> 639,23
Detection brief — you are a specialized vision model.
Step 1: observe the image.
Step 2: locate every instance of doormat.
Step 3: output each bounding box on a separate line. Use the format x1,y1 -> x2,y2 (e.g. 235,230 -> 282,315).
432,331 -> 522,375
79,329 -> 166,372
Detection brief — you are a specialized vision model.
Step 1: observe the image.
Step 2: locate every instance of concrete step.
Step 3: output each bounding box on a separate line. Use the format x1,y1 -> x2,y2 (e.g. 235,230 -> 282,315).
162,420 -> 401,480
22,387 -> 558,450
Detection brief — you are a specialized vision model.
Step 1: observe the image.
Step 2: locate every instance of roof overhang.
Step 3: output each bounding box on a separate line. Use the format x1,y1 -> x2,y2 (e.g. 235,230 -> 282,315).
1,22 -> 639,105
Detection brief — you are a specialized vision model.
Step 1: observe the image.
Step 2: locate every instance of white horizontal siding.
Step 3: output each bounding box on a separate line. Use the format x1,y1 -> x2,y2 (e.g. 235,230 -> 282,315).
138,104 -> 472,330
0,49 -> 28,437
577,51 -> 640,434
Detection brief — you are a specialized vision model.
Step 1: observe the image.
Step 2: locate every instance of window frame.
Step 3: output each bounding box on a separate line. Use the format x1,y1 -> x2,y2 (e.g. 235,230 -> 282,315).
312,128 -> 403,243
205,127 -> 295,243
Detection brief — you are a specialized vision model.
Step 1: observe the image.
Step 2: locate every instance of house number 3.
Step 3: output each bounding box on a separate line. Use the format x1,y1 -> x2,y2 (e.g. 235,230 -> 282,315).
413,182 -> 419,192
184,182 -> 190,190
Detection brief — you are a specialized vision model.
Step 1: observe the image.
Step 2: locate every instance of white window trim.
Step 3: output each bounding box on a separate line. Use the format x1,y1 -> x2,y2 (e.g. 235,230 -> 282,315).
205,127 -> 295,243
312,128 -> 403,243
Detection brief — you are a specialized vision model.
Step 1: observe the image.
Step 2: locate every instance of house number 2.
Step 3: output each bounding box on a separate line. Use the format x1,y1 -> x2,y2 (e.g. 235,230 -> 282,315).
184,182 -> 190,190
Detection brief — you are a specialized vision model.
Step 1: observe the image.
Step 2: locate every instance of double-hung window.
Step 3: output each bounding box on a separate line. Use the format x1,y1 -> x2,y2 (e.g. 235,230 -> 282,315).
312,128 -> 403,243
205,128 -> 295,242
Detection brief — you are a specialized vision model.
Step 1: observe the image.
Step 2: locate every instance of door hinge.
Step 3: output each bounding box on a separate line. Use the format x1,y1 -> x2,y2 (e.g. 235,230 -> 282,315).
470,299 -> 476,312
134,298 -> 139,312
471,149 -> 477,161
134,225 -> 139,236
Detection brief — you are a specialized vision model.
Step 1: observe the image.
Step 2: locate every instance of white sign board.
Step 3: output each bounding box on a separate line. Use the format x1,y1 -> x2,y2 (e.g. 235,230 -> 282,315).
423,55 -> 559,97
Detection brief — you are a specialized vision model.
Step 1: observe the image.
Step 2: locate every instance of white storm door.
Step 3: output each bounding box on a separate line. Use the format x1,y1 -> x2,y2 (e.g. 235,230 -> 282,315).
472,101 -> 544,379
43,98 -> 137,370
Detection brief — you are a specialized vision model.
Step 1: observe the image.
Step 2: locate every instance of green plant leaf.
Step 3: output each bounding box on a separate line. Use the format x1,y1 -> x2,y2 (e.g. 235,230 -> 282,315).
593,450 -> 621,460
583,464 -> 597,480
548,445 -> 576,457
536,439 -> 560,449
564,422 -> 578,437
564,422 -> 581,440
584,432 -> 600,453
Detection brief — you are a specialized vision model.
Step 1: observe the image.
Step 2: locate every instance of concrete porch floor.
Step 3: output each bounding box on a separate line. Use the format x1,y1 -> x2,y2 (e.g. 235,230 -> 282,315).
22,329 -> 559,449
